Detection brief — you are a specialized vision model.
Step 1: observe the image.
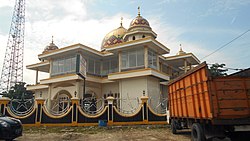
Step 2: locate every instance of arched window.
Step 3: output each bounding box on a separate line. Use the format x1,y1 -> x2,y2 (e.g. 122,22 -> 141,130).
142,35 -> 145,38
133,36 -> 136,40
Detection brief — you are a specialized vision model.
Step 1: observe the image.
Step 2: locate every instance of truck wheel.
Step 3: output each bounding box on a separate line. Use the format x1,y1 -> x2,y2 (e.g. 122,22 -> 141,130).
191,123 -> 205,141
171,120 -> 177,134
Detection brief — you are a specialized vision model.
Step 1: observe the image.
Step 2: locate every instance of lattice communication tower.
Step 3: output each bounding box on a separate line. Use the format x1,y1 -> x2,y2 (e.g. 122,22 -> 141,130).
0,0 -> 25,92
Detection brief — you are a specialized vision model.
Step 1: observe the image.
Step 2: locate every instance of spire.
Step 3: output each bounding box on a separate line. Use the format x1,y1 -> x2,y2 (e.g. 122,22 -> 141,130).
120,17 -> 123,27
138,6 -> 140,16
51,36 -> 54,44
180,44 -> 182,51
177,44 -> 186,55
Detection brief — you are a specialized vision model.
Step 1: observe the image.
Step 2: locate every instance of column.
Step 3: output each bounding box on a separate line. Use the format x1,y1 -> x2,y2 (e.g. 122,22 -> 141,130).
141,95 -> 149,123
35,69 -> 38,84
0,97 -> 10,115
144,46 -> 148,68
71,97 -> 79,126
47,84 -> 52,110
118,51 -> 122,72
35,97 -> 45,126
107,96 -> 114,124
76,80 -> 80,98
184,59 -> 187,73
157,54 -> 160,70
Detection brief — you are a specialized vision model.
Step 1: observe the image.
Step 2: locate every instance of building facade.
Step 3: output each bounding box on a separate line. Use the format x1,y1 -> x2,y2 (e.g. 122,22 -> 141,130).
26,10 -> 200,114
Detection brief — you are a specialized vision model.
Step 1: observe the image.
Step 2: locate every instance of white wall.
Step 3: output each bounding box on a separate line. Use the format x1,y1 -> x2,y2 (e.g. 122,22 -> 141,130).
119,76 -> 147,112
85,81 -> 101,98
102,82 -> 119,96
147,76 -> 160,111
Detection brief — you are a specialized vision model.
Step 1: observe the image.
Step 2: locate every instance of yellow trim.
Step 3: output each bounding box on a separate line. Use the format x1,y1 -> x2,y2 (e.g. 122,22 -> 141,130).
109,68 -> 151,76
38,43 -> 108,57
108,68 -> 169,80
113,105 -> 143,117
105,37 -> 152,49
77,106 -> 108,118
147,104 -> 167,117
5,106 -> 36,119
41,73 -> 77,81
165,53 -> 200,63
42,106 -> 73,119
150,68 -> 170,76
26,61 -> 49,68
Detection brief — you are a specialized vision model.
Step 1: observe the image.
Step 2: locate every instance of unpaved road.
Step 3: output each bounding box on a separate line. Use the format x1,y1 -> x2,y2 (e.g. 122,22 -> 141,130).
16,125 -> 190,141
13,125 -> 250,141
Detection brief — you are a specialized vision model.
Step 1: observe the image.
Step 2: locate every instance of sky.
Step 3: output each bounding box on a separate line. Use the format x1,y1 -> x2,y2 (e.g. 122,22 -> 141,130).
0,0 -> 249,85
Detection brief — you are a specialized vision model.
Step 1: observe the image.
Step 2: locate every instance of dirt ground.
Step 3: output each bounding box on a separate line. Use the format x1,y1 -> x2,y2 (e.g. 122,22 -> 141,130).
15,125 -> 191,141
13,125 -> 250,141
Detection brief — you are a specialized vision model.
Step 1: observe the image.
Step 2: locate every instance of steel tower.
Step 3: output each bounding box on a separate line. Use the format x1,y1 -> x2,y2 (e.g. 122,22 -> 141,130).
0,0 -> 25,92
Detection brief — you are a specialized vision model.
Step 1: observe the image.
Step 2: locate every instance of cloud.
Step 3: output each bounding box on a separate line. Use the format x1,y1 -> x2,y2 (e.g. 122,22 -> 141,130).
0,0 -> 15,8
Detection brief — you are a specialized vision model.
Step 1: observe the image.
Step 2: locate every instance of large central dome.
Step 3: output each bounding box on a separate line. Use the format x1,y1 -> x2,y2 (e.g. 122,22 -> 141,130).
101,23 -> 127,51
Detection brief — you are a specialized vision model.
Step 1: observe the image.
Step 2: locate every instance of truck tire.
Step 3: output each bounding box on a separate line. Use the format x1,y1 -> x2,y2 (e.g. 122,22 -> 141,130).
171,120 -> 177,134
191,123 -> 205,141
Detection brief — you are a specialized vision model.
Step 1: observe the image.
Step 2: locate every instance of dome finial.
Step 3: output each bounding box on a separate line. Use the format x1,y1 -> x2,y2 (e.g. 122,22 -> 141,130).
120,17 -> 123,27
177,43 -> 186,55
51,36 -> 54,44
138,6 -> 140,16
180,44 -> 182,51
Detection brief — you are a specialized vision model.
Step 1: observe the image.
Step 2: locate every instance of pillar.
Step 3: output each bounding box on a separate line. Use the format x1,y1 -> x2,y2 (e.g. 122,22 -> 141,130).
76,80 -> 80,98
35,97 -> 45,126
157,54 -> 160,70
47,84 -> 52,110
184,59 -> 187,73
71,97 -> 79,126
141,95 -> 149,123
118,51 -> 122,72
0,97 -> 10,115
144,46 -> 148,68
35,69 -> 39,84
107,96 -> 114,124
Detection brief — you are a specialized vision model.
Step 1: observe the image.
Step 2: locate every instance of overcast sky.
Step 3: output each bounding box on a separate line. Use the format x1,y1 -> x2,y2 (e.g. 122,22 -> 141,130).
0,0 -> 249,85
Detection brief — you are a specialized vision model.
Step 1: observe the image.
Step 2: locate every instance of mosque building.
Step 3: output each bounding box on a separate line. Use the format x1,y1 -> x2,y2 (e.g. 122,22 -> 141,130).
26,8 -> 200,114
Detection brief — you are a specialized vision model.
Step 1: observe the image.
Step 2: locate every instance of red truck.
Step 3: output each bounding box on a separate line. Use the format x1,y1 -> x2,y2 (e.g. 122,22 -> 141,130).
168,62 -> 250,140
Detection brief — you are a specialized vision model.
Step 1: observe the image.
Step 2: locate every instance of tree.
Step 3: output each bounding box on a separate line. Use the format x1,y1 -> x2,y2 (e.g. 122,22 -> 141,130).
209,63 -> 228,77
1,82 -> 33,99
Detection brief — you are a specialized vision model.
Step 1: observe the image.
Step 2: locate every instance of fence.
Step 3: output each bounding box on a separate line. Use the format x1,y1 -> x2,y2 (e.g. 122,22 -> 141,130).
0,96 -> 167,127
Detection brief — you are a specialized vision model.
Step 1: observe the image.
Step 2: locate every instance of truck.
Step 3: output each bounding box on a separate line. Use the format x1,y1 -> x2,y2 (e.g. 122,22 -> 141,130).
168,62 -> 250,141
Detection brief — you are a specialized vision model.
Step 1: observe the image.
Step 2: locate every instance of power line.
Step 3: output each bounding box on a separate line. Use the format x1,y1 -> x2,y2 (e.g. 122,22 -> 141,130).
201,29 -> 250,60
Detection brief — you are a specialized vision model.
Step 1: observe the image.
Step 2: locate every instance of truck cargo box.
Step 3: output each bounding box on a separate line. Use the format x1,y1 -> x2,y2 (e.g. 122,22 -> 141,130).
168,62 -> 250,125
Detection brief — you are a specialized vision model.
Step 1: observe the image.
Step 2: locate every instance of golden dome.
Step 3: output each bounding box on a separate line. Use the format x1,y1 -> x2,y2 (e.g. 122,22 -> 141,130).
101,20 -> 127,50
43,36 -> 59,53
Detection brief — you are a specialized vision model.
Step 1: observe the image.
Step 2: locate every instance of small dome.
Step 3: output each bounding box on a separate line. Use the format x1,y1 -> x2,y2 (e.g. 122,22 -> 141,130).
128,7 -> 151,30
43,37 -> 59,53
101,25 -> 127,50
129,15 -> 150,29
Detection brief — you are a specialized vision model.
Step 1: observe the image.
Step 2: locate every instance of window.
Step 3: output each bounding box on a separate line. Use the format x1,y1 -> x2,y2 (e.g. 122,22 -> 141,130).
148,49 -> 157,69
142,35 -> 145,38
88,59 -> 95,74
102,58 -> 118,76
51,56 -> 77,76
121,48 -> 144,70
133,36 -> 135,40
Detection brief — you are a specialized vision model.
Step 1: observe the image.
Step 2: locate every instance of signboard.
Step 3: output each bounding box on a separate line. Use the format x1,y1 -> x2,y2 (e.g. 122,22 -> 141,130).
76,54 -> 86,79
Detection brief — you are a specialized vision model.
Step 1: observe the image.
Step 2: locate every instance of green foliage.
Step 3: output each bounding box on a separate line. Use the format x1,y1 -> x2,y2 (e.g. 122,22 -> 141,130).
1,82 -> 33,99
209,63 -> 228,77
